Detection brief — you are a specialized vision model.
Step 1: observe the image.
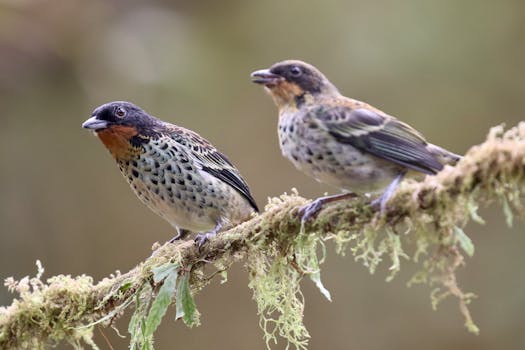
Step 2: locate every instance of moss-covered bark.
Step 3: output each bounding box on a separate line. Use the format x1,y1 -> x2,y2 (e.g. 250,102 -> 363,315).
1,123 -> 524,349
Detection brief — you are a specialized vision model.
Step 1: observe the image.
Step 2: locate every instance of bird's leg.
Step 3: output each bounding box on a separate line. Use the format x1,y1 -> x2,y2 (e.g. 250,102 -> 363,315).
371,171 -> 406,214
168,228 -> 191,243
298,192 -> 358,223
194,222 -> 223,248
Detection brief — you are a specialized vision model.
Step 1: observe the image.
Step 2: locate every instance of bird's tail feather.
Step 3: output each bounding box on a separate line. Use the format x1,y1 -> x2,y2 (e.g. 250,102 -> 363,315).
427,143 -> 462,166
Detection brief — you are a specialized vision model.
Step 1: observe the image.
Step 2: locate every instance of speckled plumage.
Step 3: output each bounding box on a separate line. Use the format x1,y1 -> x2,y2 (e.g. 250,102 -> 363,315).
252,60 -> 461,217
83,101 -> 258,242
277,107 -> 402,194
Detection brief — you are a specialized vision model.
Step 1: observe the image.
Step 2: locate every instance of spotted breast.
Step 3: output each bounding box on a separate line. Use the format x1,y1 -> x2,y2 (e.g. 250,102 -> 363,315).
83,101 -> 258,244
278,109 -> 402,194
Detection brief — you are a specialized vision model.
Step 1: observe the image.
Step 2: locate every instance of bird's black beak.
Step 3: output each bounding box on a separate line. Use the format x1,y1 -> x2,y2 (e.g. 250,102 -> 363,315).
82,116 -> 109,131
251,69 -> 284,86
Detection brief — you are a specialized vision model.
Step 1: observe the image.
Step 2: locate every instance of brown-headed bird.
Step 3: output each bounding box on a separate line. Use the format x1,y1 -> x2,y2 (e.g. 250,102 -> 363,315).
82,101 -> 258,245
251,60 -> 460,221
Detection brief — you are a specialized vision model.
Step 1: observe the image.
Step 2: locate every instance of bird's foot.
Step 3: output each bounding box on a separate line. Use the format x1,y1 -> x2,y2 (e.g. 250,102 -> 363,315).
194,223 -> 222,249
194,231 -> 217,248
298,192 -> 359,224
298,198 -> 326,224
168,235 -> 183,244
370,172 -> 406,215
370,195 -> 388,214
168,233 -> 182,243
168,229 -> 190,243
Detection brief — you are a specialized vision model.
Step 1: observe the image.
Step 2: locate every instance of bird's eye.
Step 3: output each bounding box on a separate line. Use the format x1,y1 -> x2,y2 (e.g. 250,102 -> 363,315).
115,107 -> 126,118
290,66 -> 302,77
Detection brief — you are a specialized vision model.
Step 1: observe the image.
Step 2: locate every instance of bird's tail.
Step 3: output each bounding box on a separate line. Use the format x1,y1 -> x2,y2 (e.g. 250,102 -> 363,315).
427,143 -> 462,166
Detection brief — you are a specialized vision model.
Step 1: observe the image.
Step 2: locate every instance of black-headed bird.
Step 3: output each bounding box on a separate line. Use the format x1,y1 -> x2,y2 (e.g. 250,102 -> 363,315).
251,60 -> 460,221
82,101 -> 258,245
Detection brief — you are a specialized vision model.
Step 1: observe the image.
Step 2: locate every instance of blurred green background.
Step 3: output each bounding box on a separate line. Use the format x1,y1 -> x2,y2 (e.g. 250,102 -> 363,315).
1,0 -> 524,349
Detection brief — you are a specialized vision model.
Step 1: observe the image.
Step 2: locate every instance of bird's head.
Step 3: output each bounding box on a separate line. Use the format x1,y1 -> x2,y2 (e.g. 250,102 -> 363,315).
82,101 -> 162,159
251,60 -> 339,109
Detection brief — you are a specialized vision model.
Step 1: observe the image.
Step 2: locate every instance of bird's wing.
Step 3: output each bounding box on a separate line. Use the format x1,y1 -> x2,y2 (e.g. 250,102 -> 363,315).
166,125 -> 259,212
312,105 -> 444,174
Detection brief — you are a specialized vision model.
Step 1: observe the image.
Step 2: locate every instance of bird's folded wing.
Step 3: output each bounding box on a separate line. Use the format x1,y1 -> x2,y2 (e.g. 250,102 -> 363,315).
313,106 -> 444,174
169,128 -> 259,212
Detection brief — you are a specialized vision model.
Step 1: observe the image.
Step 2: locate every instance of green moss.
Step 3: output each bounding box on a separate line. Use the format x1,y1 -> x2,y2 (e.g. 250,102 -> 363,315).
0,261 -> 98,349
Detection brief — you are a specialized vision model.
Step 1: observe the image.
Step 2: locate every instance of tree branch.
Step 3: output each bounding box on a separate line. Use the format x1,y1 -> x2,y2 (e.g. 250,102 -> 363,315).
1,123 -> 524,349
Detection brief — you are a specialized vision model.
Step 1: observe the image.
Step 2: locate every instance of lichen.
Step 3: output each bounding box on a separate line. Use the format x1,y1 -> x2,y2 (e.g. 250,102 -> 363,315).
0,261 -> 98,349
245,191 -> 334,350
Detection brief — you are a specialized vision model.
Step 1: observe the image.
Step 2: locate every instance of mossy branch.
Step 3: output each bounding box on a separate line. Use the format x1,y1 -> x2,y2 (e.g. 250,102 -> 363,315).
1,123 -> 524,349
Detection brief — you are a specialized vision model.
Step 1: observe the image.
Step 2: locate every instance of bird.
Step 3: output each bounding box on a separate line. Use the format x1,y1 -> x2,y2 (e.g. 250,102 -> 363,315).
251,60 -> 461,222
82,101 -> 258,245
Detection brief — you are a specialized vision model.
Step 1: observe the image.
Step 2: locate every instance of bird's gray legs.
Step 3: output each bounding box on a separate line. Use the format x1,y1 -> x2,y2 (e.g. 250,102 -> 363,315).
371,171 -> 406,213
168,223 -> 224,247
169,228 -> 191,243
298,192 -> 358,223
195,222 -> 223,247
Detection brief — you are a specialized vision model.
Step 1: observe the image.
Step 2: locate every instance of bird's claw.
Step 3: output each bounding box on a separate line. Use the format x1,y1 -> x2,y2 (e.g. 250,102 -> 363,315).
370,197 -> 383,211
370,194 -> 389,215
194,232 -> 216,248
168,233 -> 182,243
298,199 -> 325,224
370,172 -> 405,216
168,229 -> 190,243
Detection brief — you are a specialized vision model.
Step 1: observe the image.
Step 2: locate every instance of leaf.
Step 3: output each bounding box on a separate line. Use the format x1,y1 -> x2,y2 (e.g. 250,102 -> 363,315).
467,201 -> 485,225
502,197 -> 513,227
454,226 -> 474,257
307,243 -> 332,301
144,269 -> 178,337
128,284 -> 152,350
152,262 -> 179,284
309,270 -> 332,302
119,282 -> 132,293
176,271 -> 200,327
